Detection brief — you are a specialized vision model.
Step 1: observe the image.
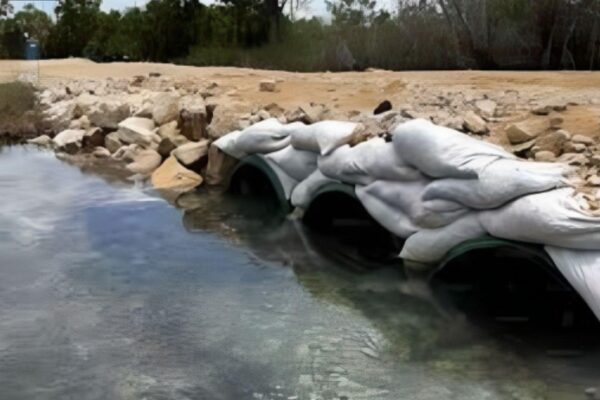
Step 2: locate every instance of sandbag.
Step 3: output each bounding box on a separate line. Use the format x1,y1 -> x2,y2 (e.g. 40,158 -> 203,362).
400,213 -> 486,264
290,170 -> 339,209
234,118 -> 292,155
262,156 -> 298,200
392,119 -> 515,178
213,130 -> 247,159
290,120 -> 358,156
546,246 -> 600,321
479,188 -> 600,249
422,159 -> 570,209
318,138 -> 423,185
265,145 -> 318,182
356,180 -> 468,232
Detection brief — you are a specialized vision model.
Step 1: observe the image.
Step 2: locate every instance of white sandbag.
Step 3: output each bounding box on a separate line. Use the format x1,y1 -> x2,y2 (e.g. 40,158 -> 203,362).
318,138 -> 423,185
355,184 -> 420,238
392,119 -> 515,178
400,213 -> 486,264
213,130 -> 247,159
422,159 -> 570,209
479,188 -> 600,249
265,145 -> 318,181
546,246 -> 600,321
356,180 -> 468,232
291,170 -> 339,209
234,118 -> 291,155
290,120 -> 358,156
262,156 -> 298,200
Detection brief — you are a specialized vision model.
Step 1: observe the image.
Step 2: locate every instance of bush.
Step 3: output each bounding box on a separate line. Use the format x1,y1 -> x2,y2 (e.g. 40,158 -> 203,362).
0,81 -> 41,139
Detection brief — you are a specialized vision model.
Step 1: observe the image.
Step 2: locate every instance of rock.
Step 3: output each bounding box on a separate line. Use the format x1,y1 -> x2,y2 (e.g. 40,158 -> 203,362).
179,96 -> 208,141
299,103 -> 327,124
205,144 -> 238,187
112,144 -> 142,162
373,100 -> 392,115
505,122 -> 545,144
534,130 -> 570,155
549,116 -> 563,129
259,79 -> 277,92
27,135 -> 53,147
587,175 -> 600,186
207,103 -> 244,140
82,127 -> 105,148
531,105 -> 552,116
52,129 -> 86,154
74,93 -> 130,129
256,109 -> 270,121
172,140 -> 210,166
104,132 -> 123,153
69,115 -> 91,130
44,100 -> 77,132
126,149 -> 162,175
152,93 -> 180,125
158,120 -> 180,139
463,111 -> 488,134
534,150 -> 556,162
474,99 -> 496,118
511,139 -> 536,155
151,156 -> 203,192
117,117 -> 158,146
133,101 -> 153,118
440,116 -> 465,131
572,134 -> 595,146
157,135 -> 188,158
149,72 -> 161,78
558,152 -> 589,166
92,146 -> 111,158
563,141 -> 587,153
263,103 -> 285,117
591,155 -> 600,167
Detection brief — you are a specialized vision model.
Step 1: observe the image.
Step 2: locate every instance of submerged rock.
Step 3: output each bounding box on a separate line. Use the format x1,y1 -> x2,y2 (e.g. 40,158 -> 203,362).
53,129 -> 86,154
126,149 -> 162,175
27,135 -> 53,147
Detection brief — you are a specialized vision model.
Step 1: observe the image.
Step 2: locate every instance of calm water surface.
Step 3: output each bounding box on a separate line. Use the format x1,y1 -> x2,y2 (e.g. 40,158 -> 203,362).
0,145 -> 598,400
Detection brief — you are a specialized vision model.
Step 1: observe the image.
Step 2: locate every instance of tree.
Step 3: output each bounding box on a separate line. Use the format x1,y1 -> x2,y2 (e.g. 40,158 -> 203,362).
0,0 -> 13,17
49,0 -> 101,57
13,4 -> 54,55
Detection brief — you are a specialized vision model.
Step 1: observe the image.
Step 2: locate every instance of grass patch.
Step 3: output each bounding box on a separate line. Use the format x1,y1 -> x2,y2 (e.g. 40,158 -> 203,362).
0,81 -> 41,140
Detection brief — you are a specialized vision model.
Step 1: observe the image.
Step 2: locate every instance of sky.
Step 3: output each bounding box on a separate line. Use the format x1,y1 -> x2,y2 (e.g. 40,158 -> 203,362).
10,0 -> 332,17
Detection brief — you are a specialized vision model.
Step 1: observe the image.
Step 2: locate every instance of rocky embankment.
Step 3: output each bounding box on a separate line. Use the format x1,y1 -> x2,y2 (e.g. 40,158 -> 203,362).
21,72 -> 600,209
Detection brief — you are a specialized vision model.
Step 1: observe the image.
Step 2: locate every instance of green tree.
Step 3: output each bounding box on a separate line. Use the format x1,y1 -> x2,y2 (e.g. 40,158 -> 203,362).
49,0 -> 101,57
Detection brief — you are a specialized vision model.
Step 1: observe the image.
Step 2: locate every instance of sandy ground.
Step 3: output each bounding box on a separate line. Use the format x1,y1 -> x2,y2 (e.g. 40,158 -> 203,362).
2,58 -> 600,141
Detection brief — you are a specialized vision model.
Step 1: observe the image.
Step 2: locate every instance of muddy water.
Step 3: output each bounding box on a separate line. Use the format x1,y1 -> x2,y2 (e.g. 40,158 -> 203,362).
0,145 -> 598,400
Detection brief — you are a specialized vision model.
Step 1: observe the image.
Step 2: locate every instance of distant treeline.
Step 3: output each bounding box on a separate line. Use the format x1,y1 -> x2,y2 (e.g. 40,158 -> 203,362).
0,0 -> 599,71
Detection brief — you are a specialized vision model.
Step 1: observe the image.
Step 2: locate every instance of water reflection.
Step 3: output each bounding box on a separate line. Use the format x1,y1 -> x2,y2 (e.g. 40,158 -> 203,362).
0,145 -> 598,400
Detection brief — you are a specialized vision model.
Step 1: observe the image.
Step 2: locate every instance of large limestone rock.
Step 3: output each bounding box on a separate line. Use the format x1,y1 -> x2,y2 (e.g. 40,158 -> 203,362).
151,156 -> 203,192
205,144 -> 238,187
534,129 -> 570,156
52,129 -> 86,153
112,144 -> 142,162
178,96 -> 208,141
172,140 -> 209,166
75,93 -> 130,129
152,93 -> 180,125
44,100 -> 77,132
207,103 -> 244,140
126,149 -> 162,175
117,117 -> 158,146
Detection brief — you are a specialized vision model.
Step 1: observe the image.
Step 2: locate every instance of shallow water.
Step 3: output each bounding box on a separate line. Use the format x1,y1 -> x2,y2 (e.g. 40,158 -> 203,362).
0,145 -> 598,400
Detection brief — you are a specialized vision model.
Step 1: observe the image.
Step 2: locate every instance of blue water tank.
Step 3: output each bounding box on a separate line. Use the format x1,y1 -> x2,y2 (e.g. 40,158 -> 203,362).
25,40 -> 40,60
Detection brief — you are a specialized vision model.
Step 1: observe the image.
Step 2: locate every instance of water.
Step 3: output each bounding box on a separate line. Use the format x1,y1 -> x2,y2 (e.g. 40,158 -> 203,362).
0,145 -> 598,400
